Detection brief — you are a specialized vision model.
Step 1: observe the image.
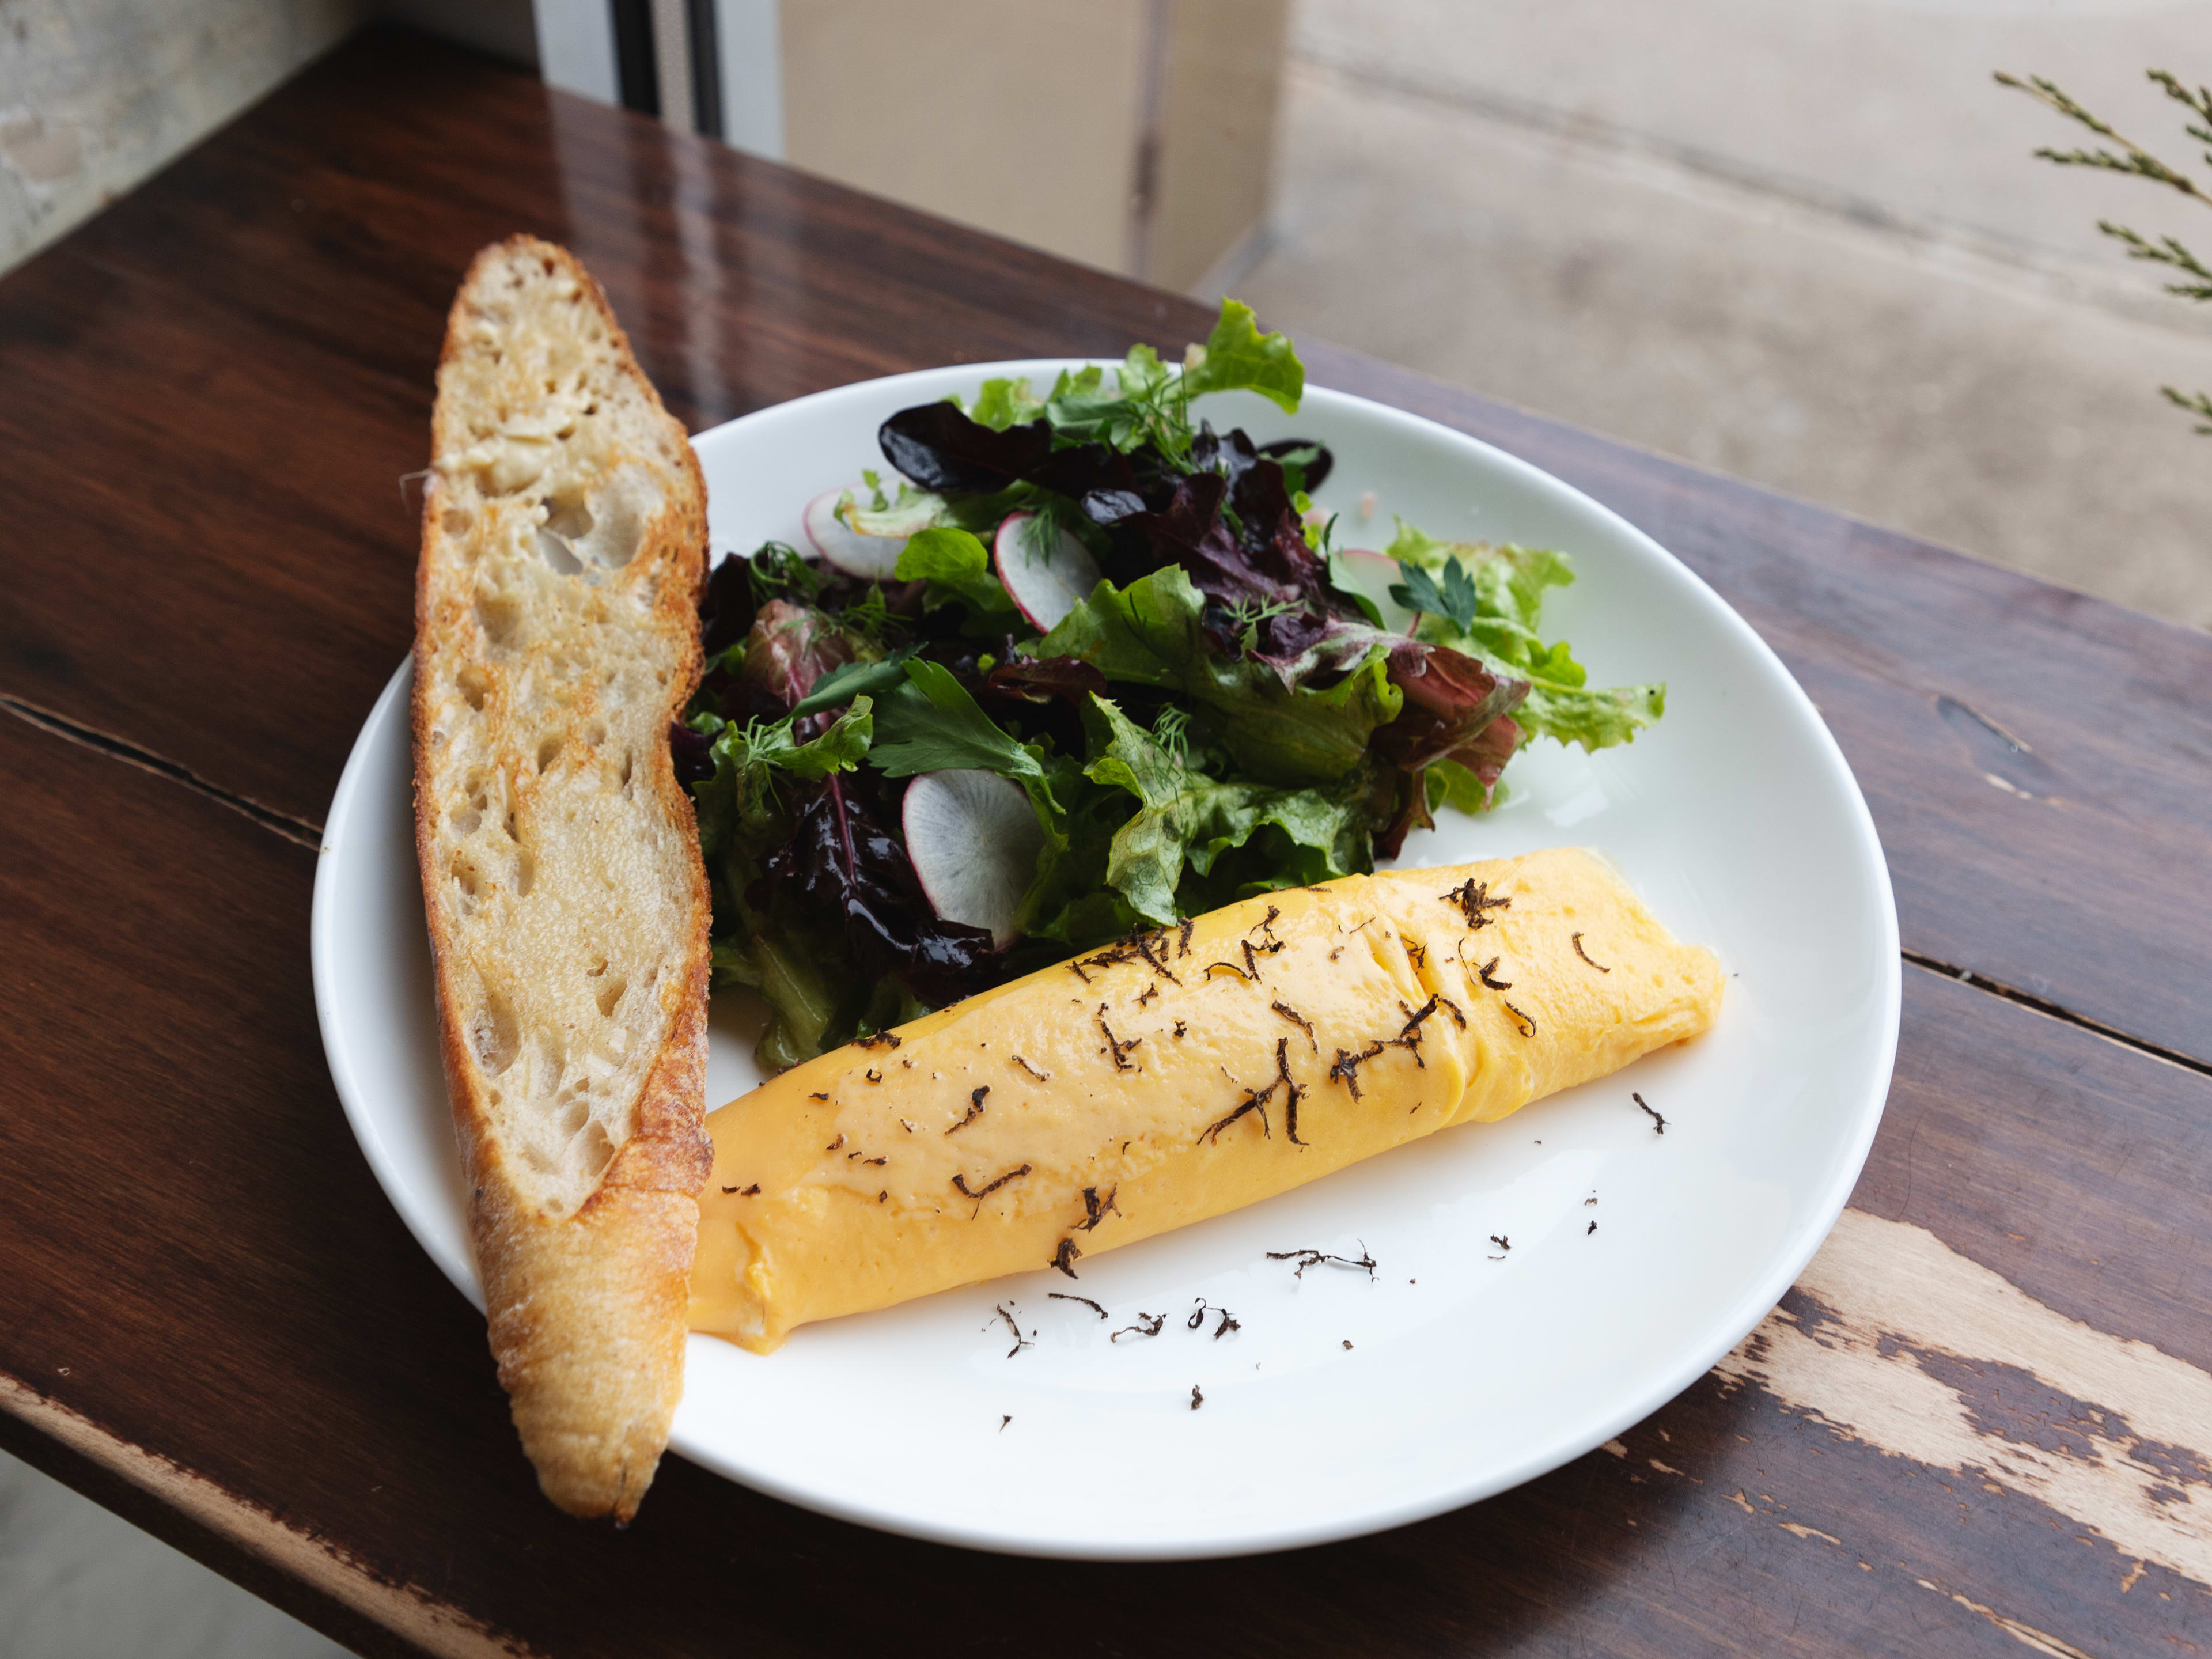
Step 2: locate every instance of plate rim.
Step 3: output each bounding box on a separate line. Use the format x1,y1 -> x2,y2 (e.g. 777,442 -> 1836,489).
313,362 -> 1900,1558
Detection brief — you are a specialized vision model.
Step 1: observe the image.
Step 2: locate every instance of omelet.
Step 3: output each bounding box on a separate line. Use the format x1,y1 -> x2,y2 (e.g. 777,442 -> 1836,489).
690,847 -> 1722,1353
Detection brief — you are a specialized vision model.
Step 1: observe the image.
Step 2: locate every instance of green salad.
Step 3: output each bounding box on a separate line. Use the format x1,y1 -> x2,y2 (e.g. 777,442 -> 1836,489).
671,302 -> 1664,1071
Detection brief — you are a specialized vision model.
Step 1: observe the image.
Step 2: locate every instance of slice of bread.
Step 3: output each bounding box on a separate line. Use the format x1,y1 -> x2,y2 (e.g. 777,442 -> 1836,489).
412,236 -> 711,1520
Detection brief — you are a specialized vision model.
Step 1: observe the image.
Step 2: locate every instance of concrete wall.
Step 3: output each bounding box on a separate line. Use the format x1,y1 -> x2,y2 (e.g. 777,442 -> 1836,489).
0,0 -> 537,275
2,0 -> 363,271
779,0 -> 1287,284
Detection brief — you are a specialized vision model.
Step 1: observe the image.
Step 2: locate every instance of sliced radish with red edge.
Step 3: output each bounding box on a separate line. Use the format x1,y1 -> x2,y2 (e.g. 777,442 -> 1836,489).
902,770 -> 1045,949
993,512 -> 1102,632
803,487 -> 907,581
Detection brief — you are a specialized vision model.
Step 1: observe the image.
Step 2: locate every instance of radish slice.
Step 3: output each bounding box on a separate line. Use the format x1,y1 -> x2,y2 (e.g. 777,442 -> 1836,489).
902,770 -> 1044,949
1334,547 -> 1418,634
803,487 -> 907,581
993,512 -> 1102,632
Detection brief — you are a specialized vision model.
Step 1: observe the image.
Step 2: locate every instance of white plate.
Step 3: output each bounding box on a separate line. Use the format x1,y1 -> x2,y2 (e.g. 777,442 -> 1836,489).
314,365 -> 1897,1559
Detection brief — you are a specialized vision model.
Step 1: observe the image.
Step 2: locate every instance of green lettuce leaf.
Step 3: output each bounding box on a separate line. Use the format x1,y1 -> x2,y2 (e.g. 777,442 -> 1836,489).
1044,353 -> 1179,456
1077,698 -> 1194,923
789,650 -> 918,719
687,699 -> 878,1070
872,661 -> 1045,783
1384,519 -> 1664,753
709,933 -> 839,1073
1424,756 -> 1495,817
969,376 -> 1048,432
1182,298 -> 1304,413
1032,301 -> 1302,461
1037,565 -> 1402,785
893,526 -> 1019,621
1081,696 -> 1380,924
1325,547 -> 1386,626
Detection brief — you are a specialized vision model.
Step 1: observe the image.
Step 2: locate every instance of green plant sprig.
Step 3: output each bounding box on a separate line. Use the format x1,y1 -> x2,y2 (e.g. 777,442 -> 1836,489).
1997,67 -> 2212,433
2099,221 -> 2212,299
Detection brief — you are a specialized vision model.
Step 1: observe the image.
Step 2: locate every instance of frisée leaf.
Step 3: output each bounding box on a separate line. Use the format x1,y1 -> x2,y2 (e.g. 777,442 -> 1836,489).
1181,298 -> 1305,413
1383,520 -> 1665,754
1038,565 -> 1404,785
1080,696 -> 1379,923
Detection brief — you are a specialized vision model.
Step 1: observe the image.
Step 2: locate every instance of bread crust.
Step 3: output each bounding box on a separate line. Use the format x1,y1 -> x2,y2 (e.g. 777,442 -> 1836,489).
411,236 -> 711,1520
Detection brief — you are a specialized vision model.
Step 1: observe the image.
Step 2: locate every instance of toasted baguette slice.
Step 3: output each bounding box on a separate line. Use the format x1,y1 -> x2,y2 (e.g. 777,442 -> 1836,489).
412,237 -> 711,1520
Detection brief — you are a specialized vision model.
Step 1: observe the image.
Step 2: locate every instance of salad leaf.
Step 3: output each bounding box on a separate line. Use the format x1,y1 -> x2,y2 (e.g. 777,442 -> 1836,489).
685,699 -> 874,872
1037,565 -> 1404,785
686,698 -> 893,1070
1425,755 -> 1495,817
1080,696 -> 1377,923
1077,698 -> 1194,922
702,698 -> 873,782
1385,519 -> 1571,630
872,660 -> 1050,786
789,648 -> 919,719
980,655 -> 1108,707
894,526 -> 1020,621
1384,520 -> 1664,753
734,597 -> 865,709
1042,348 -> 1194,460
763,775 -> 997,1009
969,376 -> 1047,432
878,399 -> 1137,501
1325,548 -> 1386,626
1389,557 -> 1479,634
1182,298 -> 1305,413
1262,440 -> 1331,497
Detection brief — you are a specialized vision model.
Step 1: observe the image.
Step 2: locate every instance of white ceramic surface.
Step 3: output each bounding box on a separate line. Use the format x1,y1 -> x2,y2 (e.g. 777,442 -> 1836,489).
313,365 -> 1899,1559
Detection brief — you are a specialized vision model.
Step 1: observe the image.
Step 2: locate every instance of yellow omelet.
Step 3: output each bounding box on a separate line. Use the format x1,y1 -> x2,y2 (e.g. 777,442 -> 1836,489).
690,847 -> 1722,1352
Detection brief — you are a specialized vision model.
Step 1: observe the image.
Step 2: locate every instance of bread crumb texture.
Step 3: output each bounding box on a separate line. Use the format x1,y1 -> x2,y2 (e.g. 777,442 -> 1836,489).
416,236 -> 706,1220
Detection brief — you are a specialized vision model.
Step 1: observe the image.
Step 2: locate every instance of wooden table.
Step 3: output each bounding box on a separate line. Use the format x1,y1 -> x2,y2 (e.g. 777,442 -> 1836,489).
4,28 -> 2207,1657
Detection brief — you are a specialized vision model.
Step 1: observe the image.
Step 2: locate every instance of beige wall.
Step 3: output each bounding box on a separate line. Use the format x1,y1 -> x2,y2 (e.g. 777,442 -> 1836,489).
1150,0 -> 1287,291
1,0 -> 1285,290
781,0 -> 1286,285
781,0 -> 1150,276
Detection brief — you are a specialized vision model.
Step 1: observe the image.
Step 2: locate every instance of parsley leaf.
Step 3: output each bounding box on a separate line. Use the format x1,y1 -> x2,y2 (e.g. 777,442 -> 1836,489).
871,661 -> 1043,783
1389,557 -> 1479,633
1382,518 -> 1665,753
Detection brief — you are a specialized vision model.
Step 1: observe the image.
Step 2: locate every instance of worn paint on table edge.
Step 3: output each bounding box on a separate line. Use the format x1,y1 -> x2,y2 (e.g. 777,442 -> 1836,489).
0,1375 -> 536,1659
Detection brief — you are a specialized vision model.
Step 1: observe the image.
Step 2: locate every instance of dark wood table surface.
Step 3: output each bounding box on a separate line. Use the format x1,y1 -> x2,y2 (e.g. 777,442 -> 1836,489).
4,27 -> 2208,1658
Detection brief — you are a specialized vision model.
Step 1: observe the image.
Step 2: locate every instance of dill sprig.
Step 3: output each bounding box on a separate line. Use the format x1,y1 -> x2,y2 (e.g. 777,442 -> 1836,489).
1150,704 -> 1194,765
1997,68 -> 2212,433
